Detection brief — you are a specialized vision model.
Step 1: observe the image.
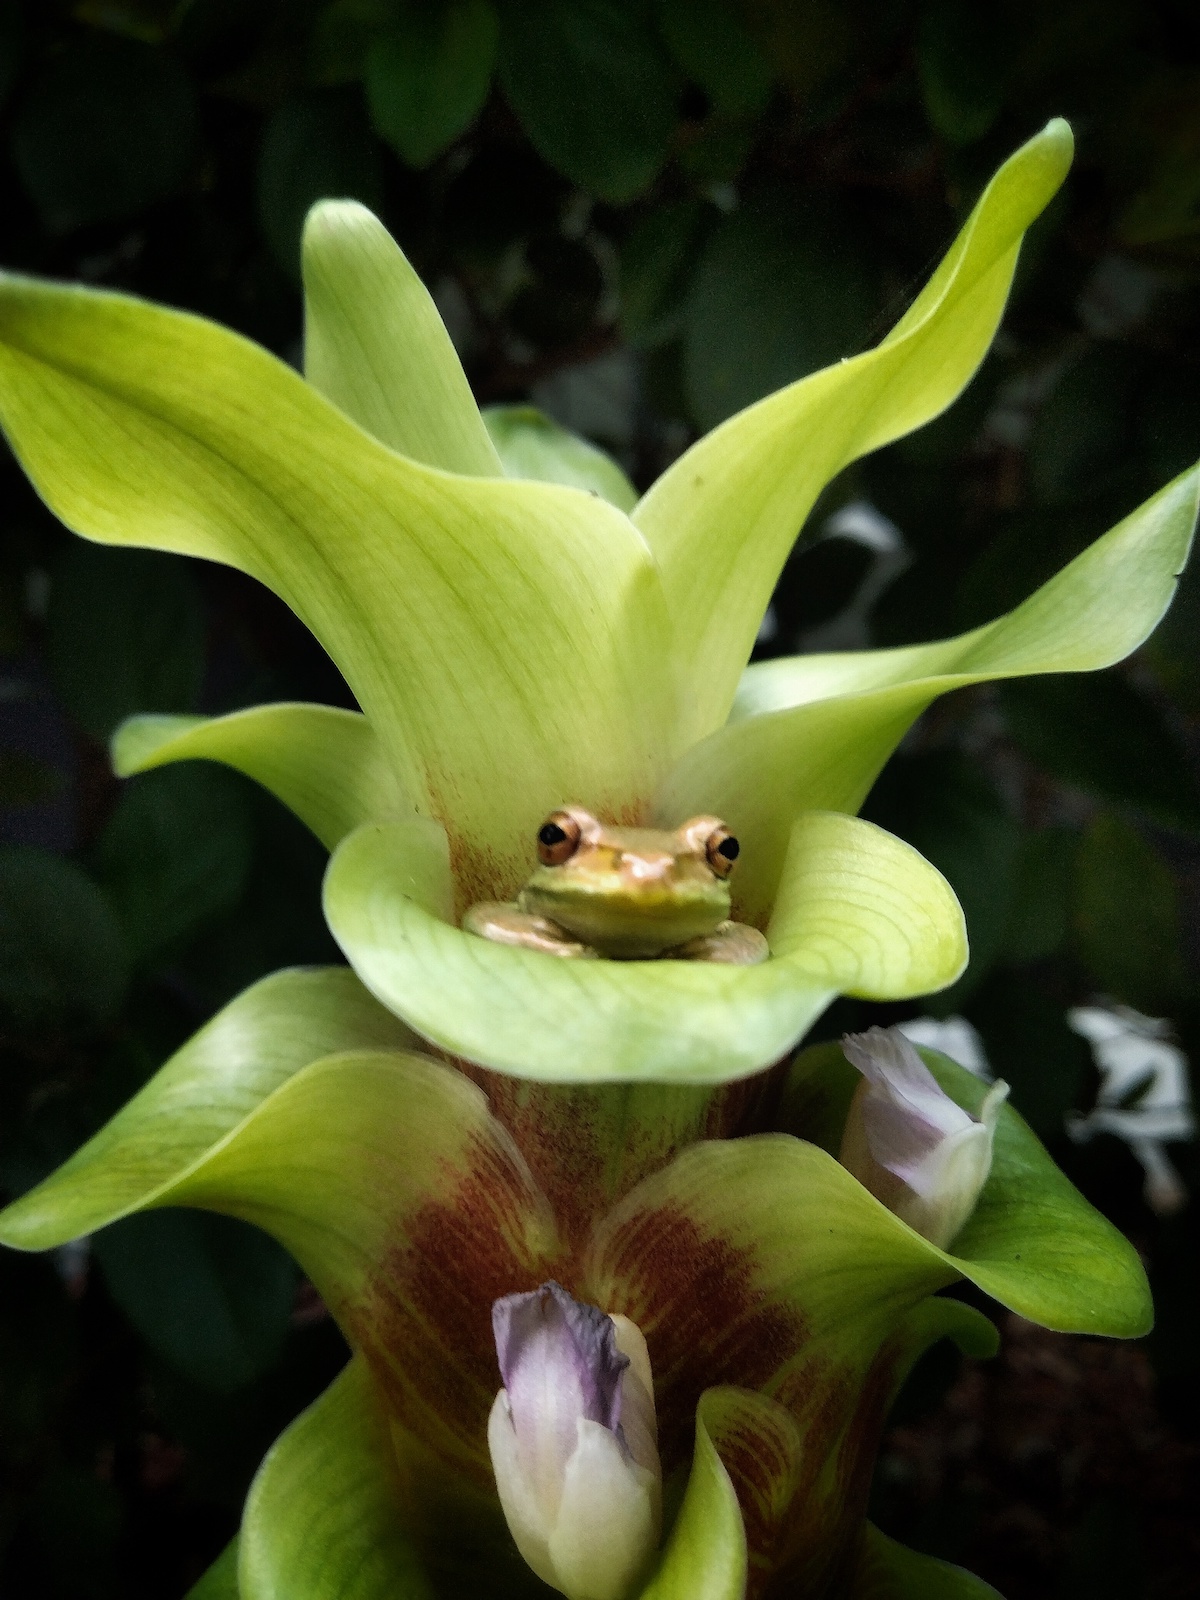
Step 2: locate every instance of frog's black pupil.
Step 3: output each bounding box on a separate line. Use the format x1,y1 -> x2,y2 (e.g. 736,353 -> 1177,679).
717,835 -> 740,861
539,822 -> 568,848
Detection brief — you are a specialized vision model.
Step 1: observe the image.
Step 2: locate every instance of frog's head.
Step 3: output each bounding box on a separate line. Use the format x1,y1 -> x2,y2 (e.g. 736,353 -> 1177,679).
517,805 -> 739,959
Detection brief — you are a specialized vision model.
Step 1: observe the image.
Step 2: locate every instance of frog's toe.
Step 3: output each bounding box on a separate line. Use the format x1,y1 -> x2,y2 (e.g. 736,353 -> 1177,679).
462,902 -> 599,958
671,921 -> 770,965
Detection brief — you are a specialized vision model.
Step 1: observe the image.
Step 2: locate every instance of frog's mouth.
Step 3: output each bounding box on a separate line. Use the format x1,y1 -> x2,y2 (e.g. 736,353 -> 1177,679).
517,883 -> 729,960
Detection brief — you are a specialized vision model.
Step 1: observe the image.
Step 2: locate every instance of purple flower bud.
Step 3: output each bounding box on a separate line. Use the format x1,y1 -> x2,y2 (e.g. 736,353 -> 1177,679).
839,1026 -> 1008,1249
488,1282 -> 661,1600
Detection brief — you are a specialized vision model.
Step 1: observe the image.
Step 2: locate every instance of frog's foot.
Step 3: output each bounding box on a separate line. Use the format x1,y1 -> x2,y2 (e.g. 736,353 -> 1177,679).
671,920 -> 770,965
462,901 -> 599,958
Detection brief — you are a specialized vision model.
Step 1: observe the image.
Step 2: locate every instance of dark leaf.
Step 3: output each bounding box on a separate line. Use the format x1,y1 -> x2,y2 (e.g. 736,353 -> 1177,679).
257,89 -> 383,275
365,0 -> 498,168
46,543 -> 205,744
682,187 -> 876,428
656,0 -> 773,118
11,36 -> 195,232
1002,673 -> 1200,833
0,848 -> 129,1028
497,0 -> 681,202
89,766 -> 254,966
1072,811 -> 1187,1011
917,0 -> 1014,145
619,197 -> 714,347
864,750 -> 1021,1007
1000,826 -> 1078,964
93,1209 -> 297,1392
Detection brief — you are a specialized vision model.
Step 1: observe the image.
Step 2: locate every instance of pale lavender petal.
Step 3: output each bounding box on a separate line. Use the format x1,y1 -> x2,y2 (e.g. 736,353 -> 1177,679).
843,1027 -> 974,1185
492,1280 -> 630,1516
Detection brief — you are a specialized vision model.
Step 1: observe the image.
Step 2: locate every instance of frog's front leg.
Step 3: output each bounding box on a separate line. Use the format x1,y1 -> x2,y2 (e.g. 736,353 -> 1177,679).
671,920 -> 769,965
462,902 -> 599,958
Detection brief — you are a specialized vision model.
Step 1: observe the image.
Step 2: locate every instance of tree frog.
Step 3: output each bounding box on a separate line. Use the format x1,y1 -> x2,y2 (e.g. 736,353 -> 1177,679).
463,805 -> 769,963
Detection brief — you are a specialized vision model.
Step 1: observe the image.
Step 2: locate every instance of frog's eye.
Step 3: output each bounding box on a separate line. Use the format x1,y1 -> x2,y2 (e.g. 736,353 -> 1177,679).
706,826 -> 740,878
537,811 -> 582,866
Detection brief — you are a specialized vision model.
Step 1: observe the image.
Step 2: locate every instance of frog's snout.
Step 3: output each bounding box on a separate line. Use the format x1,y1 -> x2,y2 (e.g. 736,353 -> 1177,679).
620,850 -> 675,886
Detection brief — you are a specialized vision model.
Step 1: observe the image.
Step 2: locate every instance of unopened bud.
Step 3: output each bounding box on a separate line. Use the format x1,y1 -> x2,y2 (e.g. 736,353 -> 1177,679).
839,1026 -> 1008,1249
488,1281 -> 661,1600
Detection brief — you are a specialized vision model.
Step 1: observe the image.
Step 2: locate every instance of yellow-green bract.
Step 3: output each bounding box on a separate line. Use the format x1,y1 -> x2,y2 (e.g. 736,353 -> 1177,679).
0,119 -> 1186,1600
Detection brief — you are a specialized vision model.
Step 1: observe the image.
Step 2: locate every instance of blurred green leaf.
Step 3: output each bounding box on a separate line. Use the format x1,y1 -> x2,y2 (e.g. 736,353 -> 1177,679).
682,188 -> 876,428
11,36 -> 195,232
1002,673 -> 1200,832
968,973 -> 1089,1142
0,1252 -> 77,1452
0,749 -> 60,805
497,0 -> 681,202
917,0 -> 1014,145
0,848 -> 129,1028
174,791 -> 340,1007
1138,363 -> 1200,486
954,506 -> 1103,630
482,404 -> 637,510
47,543 -> 205,744
257,90 -> 383,275
309,0 -> 393,84
1073,810 -> 1187,1010
0,1 -> 23,110
1027,346 -> 1140,507
365,0 -> 497,168
656,0 -> 773,117
677,112 -> 758,184
94,1209 -> 297,1391
32,1467 -> 123,1600
89,766 -> 253,966
185,1537 -> 240,1599
619,197 -> 714,347
1058,1499 -> 1145,1600
863,751 -> 1020,1007
74,0 -> 191,43
1001,826 -> 1077,964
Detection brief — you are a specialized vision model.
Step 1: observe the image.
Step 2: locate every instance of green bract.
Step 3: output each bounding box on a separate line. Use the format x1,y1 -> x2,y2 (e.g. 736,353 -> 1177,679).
0,119 -> 1191,1600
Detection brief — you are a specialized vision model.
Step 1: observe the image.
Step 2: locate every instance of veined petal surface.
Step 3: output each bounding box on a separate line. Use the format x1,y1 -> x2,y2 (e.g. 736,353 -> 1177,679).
0,274 -> 673,900
240,1357 -> 434,1600
634,119 -> 1074,747
661,465 -> 1200,922
781,1044 -> 1152,1337
636,1391 -> 746,1600
322,813 -> 966,1086
302,198 -> 501,476
586,1139 -> 995,1590
114,704 -> 403,851
0,966 -> 414,1250
693,1303 -> 993,1597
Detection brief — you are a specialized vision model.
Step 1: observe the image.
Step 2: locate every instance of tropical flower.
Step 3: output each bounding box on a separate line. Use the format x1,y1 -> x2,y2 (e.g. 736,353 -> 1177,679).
840,1026 -> 1009,1249
0,119 -> 1192,1599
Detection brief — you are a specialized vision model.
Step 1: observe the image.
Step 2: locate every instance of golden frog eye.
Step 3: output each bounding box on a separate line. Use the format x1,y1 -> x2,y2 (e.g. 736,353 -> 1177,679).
537,811 -> 582,866
705,826 -> 740,878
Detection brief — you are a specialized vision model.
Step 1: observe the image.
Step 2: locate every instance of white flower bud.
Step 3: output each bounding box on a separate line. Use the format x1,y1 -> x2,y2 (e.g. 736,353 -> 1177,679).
839,1026 -> 1008,1249
488,1281 -> 661,1600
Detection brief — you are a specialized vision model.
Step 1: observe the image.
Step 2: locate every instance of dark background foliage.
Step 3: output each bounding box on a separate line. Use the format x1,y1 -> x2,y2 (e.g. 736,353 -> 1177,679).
0,1 -> 1198,1594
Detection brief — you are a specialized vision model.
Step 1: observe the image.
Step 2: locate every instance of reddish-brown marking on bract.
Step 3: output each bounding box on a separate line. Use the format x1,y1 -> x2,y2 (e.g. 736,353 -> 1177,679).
449,1068 -> 783,1247
351,1131 -> 558,1480
708,1400 -> 802,1595
598,1203 -> 808,1466
767,1339 -> 908,1598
